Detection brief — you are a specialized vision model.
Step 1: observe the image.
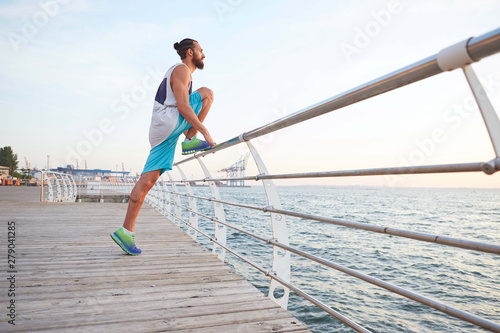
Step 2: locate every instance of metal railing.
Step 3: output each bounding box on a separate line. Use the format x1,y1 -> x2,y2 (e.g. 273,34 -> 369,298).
40,171 -> 78,202
104,28 -> 500,333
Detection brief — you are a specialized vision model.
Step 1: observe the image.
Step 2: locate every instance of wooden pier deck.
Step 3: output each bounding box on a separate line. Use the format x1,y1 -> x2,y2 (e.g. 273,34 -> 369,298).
0,187 -> 310,332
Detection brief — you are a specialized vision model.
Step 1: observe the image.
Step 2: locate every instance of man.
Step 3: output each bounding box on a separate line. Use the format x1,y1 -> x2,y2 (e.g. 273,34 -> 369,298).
111,38 -> 216,255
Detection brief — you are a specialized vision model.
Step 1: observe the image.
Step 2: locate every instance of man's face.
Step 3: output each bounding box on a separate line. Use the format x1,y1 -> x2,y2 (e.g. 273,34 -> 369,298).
192,42 -> 205,70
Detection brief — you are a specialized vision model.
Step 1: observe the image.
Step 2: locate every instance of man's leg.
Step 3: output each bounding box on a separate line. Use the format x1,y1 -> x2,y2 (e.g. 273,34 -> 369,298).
123,169 -> 162,232
184,87 -> 214,139
111,169 -> 161,255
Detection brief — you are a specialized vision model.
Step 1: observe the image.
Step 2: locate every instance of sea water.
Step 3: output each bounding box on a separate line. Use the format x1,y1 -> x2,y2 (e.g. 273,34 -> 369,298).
174,186 -> 499,332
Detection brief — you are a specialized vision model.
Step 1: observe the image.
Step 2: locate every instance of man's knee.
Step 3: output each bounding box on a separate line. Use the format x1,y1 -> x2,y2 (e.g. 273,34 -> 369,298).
144,178 -> 158,190
197,87 -> 214,101
140,171 -> 160,190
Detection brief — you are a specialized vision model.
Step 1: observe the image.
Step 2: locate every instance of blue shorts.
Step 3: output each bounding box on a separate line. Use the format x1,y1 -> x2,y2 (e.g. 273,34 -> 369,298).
142,91 -> 202,175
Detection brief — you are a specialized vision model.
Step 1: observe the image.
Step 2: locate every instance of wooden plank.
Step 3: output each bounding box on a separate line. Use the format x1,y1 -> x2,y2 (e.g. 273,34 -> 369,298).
15,273 -> 244,298
0,187 -> 310,332
19,282 -> 262,311
173,318 -> 312,333
13,308 -> 302,332
16,283 -> 261,312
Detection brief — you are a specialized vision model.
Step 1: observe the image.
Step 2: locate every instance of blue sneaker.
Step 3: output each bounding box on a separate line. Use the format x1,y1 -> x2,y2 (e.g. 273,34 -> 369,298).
182,135 -> 211,155
111,227 -> 142,255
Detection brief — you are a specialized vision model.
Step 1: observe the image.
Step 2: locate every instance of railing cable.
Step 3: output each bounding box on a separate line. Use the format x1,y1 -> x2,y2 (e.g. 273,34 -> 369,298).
158,189 -> 500,255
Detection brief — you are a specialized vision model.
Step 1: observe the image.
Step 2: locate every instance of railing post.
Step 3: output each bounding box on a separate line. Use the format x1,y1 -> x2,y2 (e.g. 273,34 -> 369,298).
45,173 -> 54,202
176,165 -> 199,240
40,171 -> 44,202
70,176 -> 75,201
62,175 -> 71,201
165,171 -> 182,227
99,179 -> 104,203
155,180 -> 162,209
463,64 -> 500,158
67,175 -> 73,201
71,176 -> 78,202
160,177 -> 171,216
154,179 -> 162,209
55,175 -> 63,202
246,140 -> 291,310
197,158 -> 227,261
148,179 -> 157,208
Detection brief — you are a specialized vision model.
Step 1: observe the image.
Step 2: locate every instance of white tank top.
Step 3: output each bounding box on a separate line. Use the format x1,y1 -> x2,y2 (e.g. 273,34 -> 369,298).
148,63 -> 193,148
161,63 -> 193,106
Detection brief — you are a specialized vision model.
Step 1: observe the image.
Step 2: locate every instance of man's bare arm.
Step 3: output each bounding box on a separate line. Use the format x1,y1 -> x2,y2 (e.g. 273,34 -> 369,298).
171,65 -> 215,146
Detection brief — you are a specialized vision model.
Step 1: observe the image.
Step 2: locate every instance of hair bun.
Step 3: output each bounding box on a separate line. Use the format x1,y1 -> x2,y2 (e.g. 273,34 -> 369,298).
173,42 -> 180,50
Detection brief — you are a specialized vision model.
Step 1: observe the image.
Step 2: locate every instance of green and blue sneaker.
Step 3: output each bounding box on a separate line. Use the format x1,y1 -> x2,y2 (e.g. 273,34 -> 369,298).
110,227 -> 141,255
182,135 -> 211,155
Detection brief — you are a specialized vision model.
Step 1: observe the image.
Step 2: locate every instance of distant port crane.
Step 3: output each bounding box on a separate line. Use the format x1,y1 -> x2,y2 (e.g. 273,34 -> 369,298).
218,153 -> 250,187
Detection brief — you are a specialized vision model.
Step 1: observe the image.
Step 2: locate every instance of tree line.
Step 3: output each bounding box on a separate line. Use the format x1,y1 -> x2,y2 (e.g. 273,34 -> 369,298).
0,146 -> 19,176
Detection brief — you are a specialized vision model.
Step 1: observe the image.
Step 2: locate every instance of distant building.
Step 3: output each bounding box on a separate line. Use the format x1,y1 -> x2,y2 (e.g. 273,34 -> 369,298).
51,166 -> 130,180
0,166 -> 9,176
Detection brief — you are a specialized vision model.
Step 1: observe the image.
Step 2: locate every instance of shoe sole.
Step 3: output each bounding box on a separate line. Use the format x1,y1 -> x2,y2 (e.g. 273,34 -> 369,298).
182,147 -> 211,155
110,233 -> 141,255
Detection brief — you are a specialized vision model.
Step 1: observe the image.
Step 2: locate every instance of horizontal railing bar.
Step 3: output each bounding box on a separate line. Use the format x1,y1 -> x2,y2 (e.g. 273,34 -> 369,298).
267,273 -> 372,333
268,207 -> 500,255
269,272 -> 372,333
165,198 -> 270,243
468,28 -> 500,61
159,204 -> 269,274
176,161 -> 498,183
177,177 -> 254,183
44,171 -> 73,176
154,199 -> 370,332
159,189 -> 261,210
269,239 -> 500,333
156,188 -> 500,255
174,28 -> 500,166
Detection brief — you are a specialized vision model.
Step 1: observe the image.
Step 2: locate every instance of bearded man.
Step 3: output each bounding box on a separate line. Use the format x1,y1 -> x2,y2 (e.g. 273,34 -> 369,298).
111,38 -> 215,255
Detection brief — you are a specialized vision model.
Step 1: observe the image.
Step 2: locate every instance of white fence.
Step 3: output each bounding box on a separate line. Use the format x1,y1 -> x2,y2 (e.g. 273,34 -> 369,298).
40,171 -> 77,202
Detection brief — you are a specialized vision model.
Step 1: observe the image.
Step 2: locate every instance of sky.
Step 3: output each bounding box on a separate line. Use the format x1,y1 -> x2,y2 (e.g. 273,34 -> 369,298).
1,0 -> 499,188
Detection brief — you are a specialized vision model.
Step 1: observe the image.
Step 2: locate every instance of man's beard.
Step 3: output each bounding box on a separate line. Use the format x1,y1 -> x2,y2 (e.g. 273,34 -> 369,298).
193,54 -> 204,70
